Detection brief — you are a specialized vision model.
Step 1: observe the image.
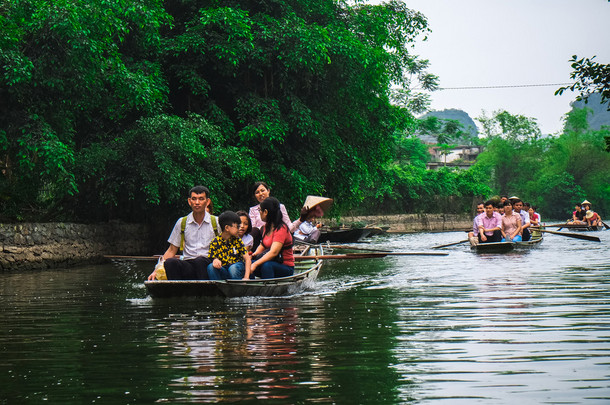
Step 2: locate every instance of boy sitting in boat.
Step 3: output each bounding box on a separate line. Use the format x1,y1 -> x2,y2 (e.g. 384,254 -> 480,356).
207,211 -> 252,280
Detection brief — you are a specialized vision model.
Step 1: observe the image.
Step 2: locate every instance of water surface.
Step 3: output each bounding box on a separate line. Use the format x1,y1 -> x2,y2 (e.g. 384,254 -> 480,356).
1,231 -> 609,403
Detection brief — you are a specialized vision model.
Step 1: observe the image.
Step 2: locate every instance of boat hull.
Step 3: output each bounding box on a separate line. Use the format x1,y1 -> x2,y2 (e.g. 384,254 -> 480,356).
557,224 -> 602,231
515,236 -> 543,248
470,241 -> 515,253
318,228 -> 372,243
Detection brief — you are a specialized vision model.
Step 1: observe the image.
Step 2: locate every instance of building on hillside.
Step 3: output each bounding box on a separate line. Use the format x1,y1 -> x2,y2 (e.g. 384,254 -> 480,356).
426,145 -> 482,170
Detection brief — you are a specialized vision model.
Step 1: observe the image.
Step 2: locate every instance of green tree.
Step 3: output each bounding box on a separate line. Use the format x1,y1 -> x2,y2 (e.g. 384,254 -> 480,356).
1,0 -> 433,221
556,55 -> 610,152
1,0 -> 170,220
475,110 -> 544,195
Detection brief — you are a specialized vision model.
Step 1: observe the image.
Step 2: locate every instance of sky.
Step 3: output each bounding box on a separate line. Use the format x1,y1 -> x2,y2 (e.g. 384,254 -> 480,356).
399,0 -> 610,135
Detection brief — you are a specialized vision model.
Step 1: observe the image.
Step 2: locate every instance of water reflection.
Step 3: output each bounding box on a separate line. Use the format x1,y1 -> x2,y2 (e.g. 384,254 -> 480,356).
1,231 -> 609,403
157,304 -> 303,402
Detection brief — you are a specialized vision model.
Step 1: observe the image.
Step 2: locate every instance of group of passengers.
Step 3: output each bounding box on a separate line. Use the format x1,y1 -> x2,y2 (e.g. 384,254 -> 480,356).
468,196 -> 541,245
148,183 -> 331,282
568,200 -> 603,227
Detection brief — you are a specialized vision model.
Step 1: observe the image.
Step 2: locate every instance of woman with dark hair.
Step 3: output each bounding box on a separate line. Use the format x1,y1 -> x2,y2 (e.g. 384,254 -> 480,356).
248,181 -> 293,229
501,200 -> 522,242
244,197 -> 294,280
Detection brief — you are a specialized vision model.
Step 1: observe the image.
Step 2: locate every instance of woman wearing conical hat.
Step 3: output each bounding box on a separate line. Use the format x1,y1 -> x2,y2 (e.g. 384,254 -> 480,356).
293,196 -> 333,243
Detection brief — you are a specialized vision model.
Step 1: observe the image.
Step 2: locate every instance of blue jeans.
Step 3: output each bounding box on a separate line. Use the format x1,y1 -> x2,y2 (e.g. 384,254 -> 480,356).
502,234 -> 522,242
252,261 -> 294,279
207,261 -> 245,280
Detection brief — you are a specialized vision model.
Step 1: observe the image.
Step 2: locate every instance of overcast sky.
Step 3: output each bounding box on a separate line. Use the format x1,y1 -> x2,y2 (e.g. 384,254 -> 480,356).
400,0 -> 610,134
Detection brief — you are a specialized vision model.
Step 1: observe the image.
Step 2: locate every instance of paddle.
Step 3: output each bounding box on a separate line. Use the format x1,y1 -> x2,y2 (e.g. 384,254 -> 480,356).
431,239 -> 469,249
324,244 -> 392,253
601,220 -> 610,230
295,251 -> 448,260
105,251 -> 449,262
530,228 -> 601,242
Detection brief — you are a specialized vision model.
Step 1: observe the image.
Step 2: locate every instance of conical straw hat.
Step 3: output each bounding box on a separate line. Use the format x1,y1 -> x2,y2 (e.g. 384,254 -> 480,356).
302,196 -> 333,213
581,199 -> 591,205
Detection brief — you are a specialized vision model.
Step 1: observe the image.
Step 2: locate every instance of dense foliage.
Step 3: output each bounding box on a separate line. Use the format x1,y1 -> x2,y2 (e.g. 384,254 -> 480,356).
1,0 -> 434,221
1,1 -> 607,223
472,109 -> 610,219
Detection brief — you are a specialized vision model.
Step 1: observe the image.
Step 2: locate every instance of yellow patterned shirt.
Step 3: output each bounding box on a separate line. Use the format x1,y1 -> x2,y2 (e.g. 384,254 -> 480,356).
208,236 -> 246,266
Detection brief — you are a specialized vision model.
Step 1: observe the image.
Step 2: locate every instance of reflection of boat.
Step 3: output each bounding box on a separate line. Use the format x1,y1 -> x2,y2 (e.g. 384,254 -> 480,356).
317,227 -> 372,243
145,245 -> 324,298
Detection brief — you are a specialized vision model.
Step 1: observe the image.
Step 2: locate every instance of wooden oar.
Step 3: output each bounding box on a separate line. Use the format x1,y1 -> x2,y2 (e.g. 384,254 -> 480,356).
431,239 -> 469,249
325,244 -> 392,253
531,228 -> 601,242
105,255 -> 161,261
601,220 -> 610,230
105,251 -> 449,262
295,251 -> 448,260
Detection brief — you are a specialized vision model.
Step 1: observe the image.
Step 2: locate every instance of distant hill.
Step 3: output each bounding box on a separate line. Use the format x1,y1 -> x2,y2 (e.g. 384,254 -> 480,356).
570,93 -> 610,131
418,109 -> 478,144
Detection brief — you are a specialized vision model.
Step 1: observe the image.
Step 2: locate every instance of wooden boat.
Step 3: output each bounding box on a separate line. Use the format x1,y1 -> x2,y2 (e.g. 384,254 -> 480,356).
514,235 -> 543,248
317,227 -> 372,243
470,241 -> 515,253
556,224 -> 602,232
144,245 -> 324,299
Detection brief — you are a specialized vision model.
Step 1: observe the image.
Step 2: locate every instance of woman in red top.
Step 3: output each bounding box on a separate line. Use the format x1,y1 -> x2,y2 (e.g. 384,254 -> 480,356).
245,197 -> 294,279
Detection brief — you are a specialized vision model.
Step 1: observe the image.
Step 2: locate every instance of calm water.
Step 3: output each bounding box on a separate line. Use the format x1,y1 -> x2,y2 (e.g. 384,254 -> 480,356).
1,231 -> 609,404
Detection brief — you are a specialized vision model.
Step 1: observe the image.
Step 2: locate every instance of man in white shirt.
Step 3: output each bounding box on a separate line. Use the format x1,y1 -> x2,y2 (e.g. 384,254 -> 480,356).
148,185 -> 221,280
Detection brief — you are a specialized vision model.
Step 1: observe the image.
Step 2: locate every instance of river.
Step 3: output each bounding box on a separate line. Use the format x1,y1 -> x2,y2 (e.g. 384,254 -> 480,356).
1,230 -> 609,404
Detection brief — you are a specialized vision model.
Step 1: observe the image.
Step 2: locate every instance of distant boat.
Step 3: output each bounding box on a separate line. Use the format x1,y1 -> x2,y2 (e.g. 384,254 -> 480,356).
317,227 -> 372,243
556,224 -> 602,232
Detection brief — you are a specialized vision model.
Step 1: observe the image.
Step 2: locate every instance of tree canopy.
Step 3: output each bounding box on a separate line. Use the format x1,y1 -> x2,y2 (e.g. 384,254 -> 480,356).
1,0 -> 433,221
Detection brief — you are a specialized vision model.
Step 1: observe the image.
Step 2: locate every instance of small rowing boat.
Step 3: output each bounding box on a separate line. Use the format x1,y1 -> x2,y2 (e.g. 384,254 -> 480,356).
514,235 -> 543,248
470,233 -> 543,253
144,245 -> 324,299
317,227 -> 372,243
557,224 -> 602,232
470,241 -> 515,253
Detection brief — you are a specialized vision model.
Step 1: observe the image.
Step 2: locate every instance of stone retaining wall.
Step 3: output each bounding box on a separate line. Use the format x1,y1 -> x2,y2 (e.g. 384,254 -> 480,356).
325,213 -> 472,233
0,222 -> 151,271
